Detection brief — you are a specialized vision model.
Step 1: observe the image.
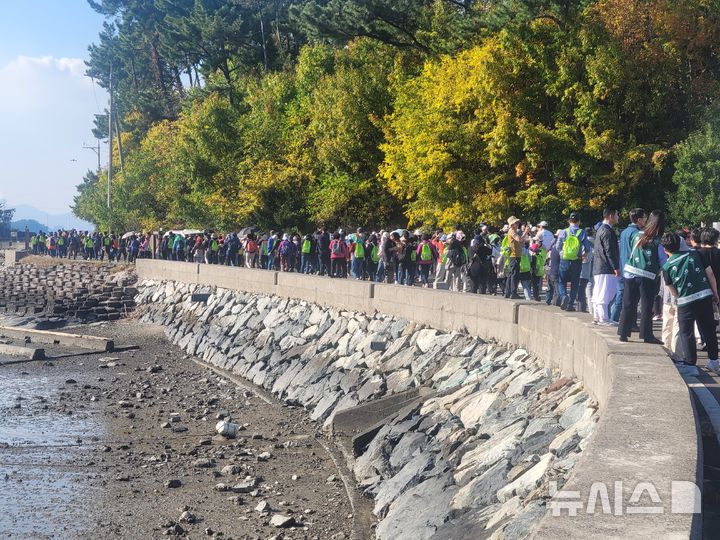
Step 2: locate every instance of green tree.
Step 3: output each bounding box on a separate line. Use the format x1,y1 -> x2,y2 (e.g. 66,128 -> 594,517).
0,201 -> 14,238
670,123 -> 720,226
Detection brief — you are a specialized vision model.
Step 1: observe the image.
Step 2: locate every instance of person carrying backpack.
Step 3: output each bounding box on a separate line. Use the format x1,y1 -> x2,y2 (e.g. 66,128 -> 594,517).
277,234 -> 294,271
445,231 -> 468,292
468,235 -> 492,294
398,234 -> 418,286
416,234 -> 437,287
329,232 -> 348,278
244,233 -> 259,268
365,234 -> 379,281
173,232 -> 185,262
556,212 -> 592,311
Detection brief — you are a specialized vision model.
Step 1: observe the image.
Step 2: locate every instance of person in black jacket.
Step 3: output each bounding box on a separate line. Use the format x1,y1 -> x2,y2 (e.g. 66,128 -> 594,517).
468,235 -> 492,294
591,208 -> 620,325
317,228 -> 331,276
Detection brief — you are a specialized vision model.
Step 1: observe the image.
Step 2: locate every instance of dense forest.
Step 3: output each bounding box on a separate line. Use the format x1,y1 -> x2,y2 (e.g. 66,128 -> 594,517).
72,0 -> 720,233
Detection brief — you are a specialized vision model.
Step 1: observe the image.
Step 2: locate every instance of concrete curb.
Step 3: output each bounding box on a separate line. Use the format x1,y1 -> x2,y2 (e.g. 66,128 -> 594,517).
0,326 -> 114,352
135,259 -> 701,539
0,343 -> 45,361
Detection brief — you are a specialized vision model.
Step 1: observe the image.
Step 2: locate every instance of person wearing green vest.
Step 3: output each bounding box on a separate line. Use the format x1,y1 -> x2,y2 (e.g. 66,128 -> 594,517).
103,233 -> 112,261
208,234 -> 220,265
661,232 -> 719,373
529,241 -> 548,301
30,234 -> 37,255
618,210 -> 667,343
366,234 -> 380,282
301,233 -> 314,274
518,246 -> 533,299
351,228 -> 366,280
416,234 -> 437,288
83,234 -> 94,260
556,212 -> 592,311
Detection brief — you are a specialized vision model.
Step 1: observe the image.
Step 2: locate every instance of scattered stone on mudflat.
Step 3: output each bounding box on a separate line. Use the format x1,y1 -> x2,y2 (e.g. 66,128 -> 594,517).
270,514 -> 296,528
255,500 -> 271,514
179,511 -> 197,524
165,479 -> 182,489
221,464 -> 243,476
164,523 -> 184,536
193,458 -> 215,468
231,476 -> 257,493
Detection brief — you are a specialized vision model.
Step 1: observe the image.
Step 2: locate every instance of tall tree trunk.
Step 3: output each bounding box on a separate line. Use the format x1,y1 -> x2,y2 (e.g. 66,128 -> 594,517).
260,13 -> 269,71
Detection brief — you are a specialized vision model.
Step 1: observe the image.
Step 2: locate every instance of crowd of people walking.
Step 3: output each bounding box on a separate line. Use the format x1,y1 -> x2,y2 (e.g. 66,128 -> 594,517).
29,231 -> 150,262
28,208 -> 720,373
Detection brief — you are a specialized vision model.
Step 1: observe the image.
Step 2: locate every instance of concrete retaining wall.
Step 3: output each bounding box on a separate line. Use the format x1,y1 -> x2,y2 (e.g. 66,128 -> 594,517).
134,259 -> 701,539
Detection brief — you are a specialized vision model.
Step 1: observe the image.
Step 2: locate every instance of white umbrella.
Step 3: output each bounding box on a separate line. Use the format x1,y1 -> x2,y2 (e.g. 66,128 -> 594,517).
163,229 -> 204,237
122,231 -> 138,240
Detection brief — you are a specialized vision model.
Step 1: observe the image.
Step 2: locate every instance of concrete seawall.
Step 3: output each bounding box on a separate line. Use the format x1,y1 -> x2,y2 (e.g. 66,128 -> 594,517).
136,260 -> 701,538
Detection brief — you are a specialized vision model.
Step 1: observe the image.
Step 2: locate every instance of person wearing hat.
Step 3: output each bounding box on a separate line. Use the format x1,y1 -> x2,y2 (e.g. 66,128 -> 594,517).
504,216 -> 530,299
556,212 -> 593,311
536,221 -> 554,250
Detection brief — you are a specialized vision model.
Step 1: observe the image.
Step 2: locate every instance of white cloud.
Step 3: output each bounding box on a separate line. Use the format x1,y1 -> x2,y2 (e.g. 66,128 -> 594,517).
0,55 -> 106,213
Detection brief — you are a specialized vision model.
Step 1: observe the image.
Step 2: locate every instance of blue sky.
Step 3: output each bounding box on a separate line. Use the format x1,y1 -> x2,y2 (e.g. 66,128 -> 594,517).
0,0 -> 107,215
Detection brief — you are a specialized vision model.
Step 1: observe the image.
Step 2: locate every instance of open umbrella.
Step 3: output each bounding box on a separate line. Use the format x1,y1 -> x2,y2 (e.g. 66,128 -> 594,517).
122,231 -> 138,240
239,226 -> 259,236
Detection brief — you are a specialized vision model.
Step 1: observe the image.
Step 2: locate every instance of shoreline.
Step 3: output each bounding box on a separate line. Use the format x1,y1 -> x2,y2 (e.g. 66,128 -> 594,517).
0,318 -> 354,539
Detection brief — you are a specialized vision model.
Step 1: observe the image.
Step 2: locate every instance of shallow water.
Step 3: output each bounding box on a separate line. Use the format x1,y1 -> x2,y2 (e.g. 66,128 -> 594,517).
0,360 -> 105,538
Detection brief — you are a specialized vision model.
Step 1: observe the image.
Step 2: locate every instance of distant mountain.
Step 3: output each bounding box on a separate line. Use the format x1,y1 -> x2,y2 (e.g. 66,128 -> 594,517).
11,219 -> 47,233
11,204 -> 94,232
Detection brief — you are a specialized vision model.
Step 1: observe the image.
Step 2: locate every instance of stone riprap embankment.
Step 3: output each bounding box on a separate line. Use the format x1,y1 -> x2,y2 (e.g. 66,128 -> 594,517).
0,263 -> 137,324
136,280 -> 598,540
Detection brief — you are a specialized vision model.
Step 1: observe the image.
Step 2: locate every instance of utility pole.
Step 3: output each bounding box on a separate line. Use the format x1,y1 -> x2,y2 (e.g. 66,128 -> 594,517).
83,140 -> 101,174
114,108 -> 124,172
107,68 -> 113,233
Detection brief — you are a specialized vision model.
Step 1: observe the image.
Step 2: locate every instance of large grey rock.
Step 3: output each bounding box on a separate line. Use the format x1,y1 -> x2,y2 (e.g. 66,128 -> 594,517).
389,432 -> 427,471
375,473 -> 458,540
496,453 -> 553,502
373,452 -> 436,518
451,458 -> 509,509
500,501 -> 547,540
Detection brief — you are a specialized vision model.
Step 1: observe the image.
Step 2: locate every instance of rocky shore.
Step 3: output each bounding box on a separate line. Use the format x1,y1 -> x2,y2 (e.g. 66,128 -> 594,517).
136,280 -> 599,540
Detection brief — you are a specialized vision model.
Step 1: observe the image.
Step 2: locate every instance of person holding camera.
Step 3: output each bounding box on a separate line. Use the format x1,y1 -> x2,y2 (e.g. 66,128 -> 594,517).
504,217 -> 530,299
